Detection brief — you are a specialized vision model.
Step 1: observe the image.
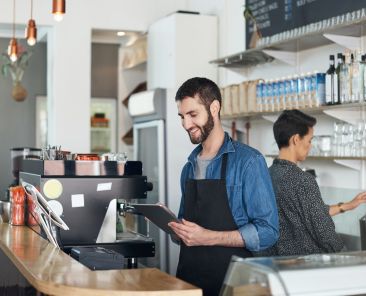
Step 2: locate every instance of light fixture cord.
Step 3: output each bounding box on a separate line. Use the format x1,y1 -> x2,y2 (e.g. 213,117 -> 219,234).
12,0 -> 16,38
30,0 -> 33,19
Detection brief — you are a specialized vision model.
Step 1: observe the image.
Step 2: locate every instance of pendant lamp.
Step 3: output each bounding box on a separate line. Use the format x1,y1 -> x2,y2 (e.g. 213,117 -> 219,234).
52,0 -> 66,22
8,0 -> 18,62
26,0 -> 37,46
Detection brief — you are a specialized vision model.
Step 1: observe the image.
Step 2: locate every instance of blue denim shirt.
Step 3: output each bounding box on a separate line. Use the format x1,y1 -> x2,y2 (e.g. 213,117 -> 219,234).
178,132 -> 279,251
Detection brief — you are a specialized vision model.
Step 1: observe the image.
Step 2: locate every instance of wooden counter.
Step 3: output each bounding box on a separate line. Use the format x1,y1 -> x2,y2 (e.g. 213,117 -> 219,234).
0,224 -> 201,296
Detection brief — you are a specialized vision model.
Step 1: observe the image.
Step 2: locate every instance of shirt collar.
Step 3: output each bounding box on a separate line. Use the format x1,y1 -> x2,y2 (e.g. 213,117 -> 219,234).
187,132 -> 235,164
273,158 -> 297,167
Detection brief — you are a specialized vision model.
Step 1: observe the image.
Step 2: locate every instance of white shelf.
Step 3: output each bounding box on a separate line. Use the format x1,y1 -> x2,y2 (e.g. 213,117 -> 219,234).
266,154 -> 365,170
210,17 -> 366,68
223,102 -> 366,121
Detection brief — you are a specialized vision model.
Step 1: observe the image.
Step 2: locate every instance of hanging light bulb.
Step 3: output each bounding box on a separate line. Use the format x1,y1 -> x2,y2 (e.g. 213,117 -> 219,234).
52,0 -> 65,22
26,20 -> 37,46
8,38 -> 18,62
26,0 -> 37,46
8,0 -> 18,62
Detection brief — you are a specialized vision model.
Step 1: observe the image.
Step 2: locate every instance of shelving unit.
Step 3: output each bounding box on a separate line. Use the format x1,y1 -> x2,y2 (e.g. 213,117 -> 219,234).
211,17 -> 366,68
265,155 -> 365,171
216,12 -> 366,190
266,154 -> 366,161
223,102 -> 366,123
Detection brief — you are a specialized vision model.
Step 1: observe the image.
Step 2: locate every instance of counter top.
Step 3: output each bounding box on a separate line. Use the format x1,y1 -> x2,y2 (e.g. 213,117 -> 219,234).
0,224 -> 201,296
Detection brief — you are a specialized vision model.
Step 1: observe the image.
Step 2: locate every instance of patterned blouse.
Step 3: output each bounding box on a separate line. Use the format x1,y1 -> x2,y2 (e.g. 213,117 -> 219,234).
262,158 -> 344,256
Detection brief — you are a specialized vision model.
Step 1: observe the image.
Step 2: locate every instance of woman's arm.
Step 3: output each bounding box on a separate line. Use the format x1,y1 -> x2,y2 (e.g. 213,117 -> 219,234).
329,192 -> 366,216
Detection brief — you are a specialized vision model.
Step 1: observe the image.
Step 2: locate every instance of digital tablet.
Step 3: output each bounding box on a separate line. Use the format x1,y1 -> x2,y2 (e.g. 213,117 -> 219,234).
131,203 -> 181,237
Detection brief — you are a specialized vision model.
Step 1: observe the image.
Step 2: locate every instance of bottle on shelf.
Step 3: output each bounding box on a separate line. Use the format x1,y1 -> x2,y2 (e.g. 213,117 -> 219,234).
267,79 -> 274,112
256,80 -> 263,112
291,74 -> 299,109
305,72 -> 313,108
335,53 -> 344,105
311,71 -> 326,107
278,77 -> 286,110
351,50 -> 364,103
343,51 -> 352,103
262,80 -> 268,112
298,73 -> 306,109
325,55 -> 336,105
273,79 -> 280,112
285,76 -> 292,109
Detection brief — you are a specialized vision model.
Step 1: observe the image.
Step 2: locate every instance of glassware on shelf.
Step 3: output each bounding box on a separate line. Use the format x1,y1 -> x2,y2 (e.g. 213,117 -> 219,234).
331,121 -> 366,157
318,135 -> 332,156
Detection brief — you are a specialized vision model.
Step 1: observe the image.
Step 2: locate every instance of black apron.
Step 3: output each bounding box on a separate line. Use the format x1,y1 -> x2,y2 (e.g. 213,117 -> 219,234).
176,153 -> 252,296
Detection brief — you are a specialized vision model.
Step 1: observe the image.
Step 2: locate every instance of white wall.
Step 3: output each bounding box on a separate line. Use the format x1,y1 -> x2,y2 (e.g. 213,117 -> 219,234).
186,0 -> 246,86
0,0 -> 188,152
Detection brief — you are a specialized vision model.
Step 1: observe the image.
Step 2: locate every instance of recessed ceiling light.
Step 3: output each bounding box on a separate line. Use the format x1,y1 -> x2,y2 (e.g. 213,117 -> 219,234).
117,31 -> 126,36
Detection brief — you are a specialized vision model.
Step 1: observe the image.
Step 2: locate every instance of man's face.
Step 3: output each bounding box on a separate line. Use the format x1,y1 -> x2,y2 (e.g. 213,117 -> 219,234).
177,96 -> 214,144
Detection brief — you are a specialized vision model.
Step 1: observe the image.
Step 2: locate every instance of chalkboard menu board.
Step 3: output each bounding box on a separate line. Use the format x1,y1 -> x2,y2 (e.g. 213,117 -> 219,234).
246,0 -> 365,48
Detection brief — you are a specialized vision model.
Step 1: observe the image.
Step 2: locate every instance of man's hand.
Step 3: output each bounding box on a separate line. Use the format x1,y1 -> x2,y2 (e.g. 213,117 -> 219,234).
168,219 -> 245,247
168,219 -> 214,246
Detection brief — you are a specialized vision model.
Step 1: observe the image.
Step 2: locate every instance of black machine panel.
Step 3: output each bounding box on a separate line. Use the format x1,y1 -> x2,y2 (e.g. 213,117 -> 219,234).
38,176 -> 148,245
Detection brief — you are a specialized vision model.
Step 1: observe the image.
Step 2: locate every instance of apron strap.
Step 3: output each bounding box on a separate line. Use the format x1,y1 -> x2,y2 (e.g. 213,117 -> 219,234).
220,153 -> 228,180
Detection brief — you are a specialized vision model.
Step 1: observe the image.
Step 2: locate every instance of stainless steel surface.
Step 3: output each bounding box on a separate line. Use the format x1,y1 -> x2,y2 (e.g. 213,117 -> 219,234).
22,159 -> 127,176
360,215 -> 366,250
0,201 -> 10,223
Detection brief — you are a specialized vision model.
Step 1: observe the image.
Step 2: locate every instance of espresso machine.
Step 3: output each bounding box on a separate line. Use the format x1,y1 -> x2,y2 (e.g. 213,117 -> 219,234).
19,158 -> 155,269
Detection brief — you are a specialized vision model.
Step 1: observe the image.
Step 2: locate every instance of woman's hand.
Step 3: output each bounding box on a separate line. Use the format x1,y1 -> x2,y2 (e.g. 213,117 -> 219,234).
345,191 -> 366,211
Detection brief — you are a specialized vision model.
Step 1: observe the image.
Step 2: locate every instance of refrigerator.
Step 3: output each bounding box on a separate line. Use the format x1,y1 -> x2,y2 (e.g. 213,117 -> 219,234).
129,89 -> 167,270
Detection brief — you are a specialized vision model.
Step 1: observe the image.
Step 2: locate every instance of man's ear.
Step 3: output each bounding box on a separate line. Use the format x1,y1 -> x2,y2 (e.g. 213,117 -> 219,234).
210,100 -> 220,118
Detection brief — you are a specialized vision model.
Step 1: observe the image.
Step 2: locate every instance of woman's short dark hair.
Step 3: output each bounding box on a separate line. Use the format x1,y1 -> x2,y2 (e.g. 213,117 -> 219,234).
175,77 -> 222,112
273,110 -> 317,149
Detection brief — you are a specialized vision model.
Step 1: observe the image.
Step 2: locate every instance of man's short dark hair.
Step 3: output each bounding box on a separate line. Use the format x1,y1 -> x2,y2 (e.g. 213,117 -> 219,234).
175,77 -> 221,112
273,109 -> 317,149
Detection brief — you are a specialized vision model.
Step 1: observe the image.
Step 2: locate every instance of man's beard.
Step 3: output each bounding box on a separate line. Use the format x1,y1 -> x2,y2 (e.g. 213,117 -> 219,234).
187,111 -> 214,144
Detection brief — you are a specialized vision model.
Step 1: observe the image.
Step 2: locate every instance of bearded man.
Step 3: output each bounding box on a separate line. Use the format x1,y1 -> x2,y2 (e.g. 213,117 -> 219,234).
168,77 -> 279,296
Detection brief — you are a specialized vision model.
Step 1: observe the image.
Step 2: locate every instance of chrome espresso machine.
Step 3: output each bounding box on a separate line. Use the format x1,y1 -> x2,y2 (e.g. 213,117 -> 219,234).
19,158 -> 154,269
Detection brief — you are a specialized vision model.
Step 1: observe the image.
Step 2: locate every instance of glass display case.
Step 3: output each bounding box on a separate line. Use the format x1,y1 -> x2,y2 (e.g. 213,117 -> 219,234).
221,252 -> 366,296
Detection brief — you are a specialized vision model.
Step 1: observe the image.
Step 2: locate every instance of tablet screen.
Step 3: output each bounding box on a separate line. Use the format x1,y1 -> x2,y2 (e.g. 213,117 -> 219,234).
131,203 -> 180,237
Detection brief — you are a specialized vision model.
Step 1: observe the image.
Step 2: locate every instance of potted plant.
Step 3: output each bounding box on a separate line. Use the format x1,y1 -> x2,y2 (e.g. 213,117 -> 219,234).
243,5 -> 262,48
1,50 -> 32,102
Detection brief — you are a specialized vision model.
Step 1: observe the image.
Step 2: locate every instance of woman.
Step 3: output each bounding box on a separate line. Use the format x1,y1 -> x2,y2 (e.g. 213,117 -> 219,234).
266,109 -> 366,256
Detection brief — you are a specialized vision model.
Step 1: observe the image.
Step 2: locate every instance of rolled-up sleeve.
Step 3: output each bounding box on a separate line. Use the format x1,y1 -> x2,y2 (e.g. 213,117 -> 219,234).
240,155 -> 279,251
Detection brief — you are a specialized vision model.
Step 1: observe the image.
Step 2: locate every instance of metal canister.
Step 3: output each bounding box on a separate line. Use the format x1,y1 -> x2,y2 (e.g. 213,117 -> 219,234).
9,186 -> 26,226
360,214 -> 366,250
